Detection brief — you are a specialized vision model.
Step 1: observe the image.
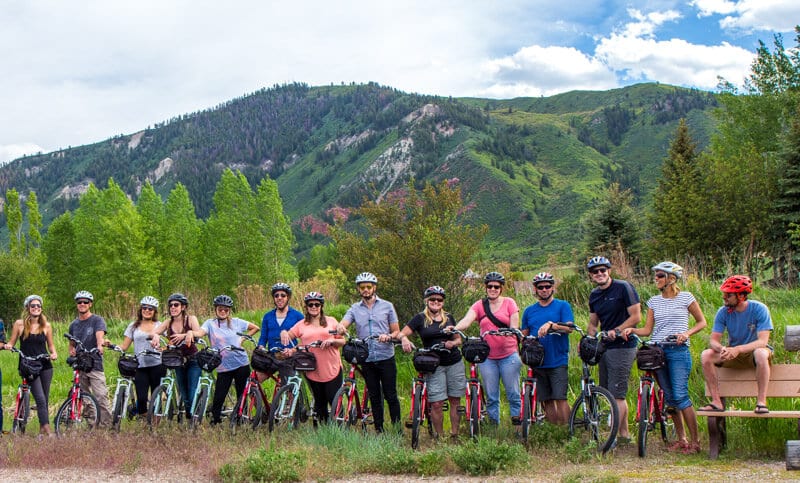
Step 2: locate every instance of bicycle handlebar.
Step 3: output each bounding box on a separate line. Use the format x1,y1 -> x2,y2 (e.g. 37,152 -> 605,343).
629,333 -> 681,347
8,347 -> 52,361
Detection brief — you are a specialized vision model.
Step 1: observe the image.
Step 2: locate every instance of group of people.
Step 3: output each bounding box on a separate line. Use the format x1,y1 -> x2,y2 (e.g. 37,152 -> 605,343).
0,260 -> 774,451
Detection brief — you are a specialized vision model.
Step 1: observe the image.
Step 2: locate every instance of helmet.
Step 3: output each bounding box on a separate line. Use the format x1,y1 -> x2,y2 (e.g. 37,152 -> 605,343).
423,286 -> 446,299
720,275 -> 752,294
139,295 -> 159,308
532,272 -> 555,285
24,294 -> 43,308
74,290 -> 94,302
271,282 -> 292,296
213,294 -> 234,308
355,272 -> 378,285
484,272 -> 506,285
652,261 -> 683,279
587,256 -> 612,271
304,292 -> 325,304
167,293 -> 189,306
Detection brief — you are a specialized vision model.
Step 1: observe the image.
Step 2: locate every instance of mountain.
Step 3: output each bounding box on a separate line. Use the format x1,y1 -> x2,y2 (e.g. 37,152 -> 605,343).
0,82 -> 719,264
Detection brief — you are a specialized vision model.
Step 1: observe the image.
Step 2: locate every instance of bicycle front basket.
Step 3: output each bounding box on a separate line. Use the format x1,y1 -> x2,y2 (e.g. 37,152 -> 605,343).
520,338 -> 545,367
412,350 -> 440,374
291,351 -> 317,372
462,338 -> 490,364
251,347 -> 281,373
18,357 -> 44,381
342,340 -> 369,365
578,336 -> 605,366
117,354 -> 139,378
160,348 -> 186,369
636,344 -> 666,371
195,349 -> 222,372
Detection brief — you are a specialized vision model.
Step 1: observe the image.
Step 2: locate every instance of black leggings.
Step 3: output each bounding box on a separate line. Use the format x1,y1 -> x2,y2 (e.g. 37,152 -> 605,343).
307,369 -> 343,423
134,365 -> 166,415
361,356 -> 401,431
30,368 -> 54,426
211,365 -> 250,424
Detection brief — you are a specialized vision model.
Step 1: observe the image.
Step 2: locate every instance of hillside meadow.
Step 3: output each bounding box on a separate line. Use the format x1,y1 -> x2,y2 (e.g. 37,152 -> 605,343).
1,278 -> 799,480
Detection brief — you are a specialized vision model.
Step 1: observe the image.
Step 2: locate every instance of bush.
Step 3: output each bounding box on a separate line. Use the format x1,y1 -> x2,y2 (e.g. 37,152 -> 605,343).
219,448 -> 304,482
450,438 -> 525,476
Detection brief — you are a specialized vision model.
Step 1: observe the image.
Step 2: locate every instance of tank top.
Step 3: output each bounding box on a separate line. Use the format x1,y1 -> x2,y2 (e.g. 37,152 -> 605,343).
20,331 -> 53,371
166,316 -> 198,357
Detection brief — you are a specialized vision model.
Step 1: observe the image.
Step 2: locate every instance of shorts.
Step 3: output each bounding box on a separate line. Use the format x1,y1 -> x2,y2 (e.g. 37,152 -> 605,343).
425,361 -> 467,403
533,366 -> 568,401
599,347 -> 636,399
716,348 -> 773,369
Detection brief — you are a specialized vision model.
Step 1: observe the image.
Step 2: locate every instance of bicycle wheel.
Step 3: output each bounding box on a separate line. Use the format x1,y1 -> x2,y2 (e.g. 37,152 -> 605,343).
569,386 -> 618,454
12,391 -> 30,434
269,384 -> 297,432
231,385 -> 264,432
190,386 -> 209,431
411,383 -> 423,450
638,384 -> 651,457
55,393 -> 100,436
111,390 -> 125,432
468,387 -> 480,439
148,385 -> 173,430
520,383 -> 533,442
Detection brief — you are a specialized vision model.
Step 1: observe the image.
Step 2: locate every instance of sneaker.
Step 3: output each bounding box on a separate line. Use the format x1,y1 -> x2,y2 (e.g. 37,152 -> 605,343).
511,416 -> 521,426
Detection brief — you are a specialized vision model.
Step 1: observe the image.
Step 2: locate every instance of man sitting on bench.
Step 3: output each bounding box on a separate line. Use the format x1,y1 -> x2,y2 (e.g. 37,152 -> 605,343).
700,275 -> 773,414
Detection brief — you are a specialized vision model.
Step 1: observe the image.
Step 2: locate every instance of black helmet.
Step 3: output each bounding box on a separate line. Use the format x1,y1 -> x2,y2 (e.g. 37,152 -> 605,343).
484,272 -> 506,285
423,286 -> 446,299
213,294 -> 234,308
168,293 -> 189,306
271,282 -> 292,296
304,292 -> 325,304
587,256 -> 612,271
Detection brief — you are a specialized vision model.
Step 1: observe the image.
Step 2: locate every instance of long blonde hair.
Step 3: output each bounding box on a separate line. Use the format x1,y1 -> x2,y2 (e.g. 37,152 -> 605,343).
663,275 -> 680,298
423,305 -> 449,329
21,309 -> 50,340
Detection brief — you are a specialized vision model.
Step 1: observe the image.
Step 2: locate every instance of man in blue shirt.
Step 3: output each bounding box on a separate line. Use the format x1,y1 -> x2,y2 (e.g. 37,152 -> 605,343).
257,283 -> 304,380
520,272 -> 574,424
700,275 -> 773,413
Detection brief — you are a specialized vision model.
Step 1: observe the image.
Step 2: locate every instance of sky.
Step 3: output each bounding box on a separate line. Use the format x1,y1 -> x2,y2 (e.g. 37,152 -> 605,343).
1,0 -> 799,164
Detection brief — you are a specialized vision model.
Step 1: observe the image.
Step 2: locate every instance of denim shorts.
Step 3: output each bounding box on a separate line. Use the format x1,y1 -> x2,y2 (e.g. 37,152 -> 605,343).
655,344 -> 693,410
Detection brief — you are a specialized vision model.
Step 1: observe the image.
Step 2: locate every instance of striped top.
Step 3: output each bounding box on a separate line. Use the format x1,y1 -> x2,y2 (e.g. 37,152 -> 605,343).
646,291 -> 697,345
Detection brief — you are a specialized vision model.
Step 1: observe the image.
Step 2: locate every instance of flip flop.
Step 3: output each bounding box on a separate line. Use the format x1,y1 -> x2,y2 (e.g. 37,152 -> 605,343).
699,403 -> 724,412
754,404 -> 769,414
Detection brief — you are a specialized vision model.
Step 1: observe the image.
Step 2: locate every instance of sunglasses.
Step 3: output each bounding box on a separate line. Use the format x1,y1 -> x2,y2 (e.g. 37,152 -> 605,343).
306,302 -> 322,308
428,297 -> 444,303
215,306 -> 231,311
486,284 -> 502,290
590,268 -> 608,275
358,284 -> 375,290
273,293 -> 288,298
76,300 -> 91,305
655,273 -> 667,279
29,304 -> 42,309
535,284 -> 553,290
141,306 -> 156,311
169,302 -> 182,308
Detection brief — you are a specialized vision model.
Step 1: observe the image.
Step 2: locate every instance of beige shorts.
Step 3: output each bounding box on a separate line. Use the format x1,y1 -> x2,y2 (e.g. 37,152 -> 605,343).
716,349 -> 773,369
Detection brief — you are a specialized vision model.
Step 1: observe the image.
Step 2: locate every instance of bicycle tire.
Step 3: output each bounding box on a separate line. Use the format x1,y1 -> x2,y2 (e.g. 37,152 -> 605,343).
231,385 -> 264,432
12,390 -> 30,434
568,386 -> 618,454
521,383 -> 533,442
361,389 -> 371,432
468,387 -> 480,439
147,385 -> 171,430
111,389 -> 126,432
638,383 -> 651,458
268,384 -> 297,432
411,383 -> 423,449
296,385 -> 309,425
332,386 -> 349,427
190,386 -> 209,431
657,389 -> 673,444
55,393 -> 100,436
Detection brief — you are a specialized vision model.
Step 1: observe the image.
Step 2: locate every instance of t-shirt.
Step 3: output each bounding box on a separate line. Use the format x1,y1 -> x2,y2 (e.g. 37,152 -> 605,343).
646,292 -> 697,345
258,307 -> 304,350
124,322 -> 162,368
520,299 -> 574,368
200,317 -> 250,372
712,300 -> 773,347
287,318 -> 343,383
588,279 -> 639,349
404,312 -> 462,366
470,297 -> 519,359
68,314 -> 107,371
342,297 -> 399,362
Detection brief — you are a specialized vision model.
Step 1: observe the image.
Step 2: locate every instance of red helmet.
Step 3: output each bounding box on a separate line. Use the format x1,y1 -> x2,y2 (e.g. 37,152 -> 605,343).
719,275 -> 752,294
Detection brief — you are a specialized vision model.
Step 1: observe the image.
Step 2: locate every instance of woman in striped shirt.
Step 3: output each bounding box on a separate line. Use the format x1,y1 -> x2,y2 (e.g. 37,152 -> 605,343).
623,261 -> 707,454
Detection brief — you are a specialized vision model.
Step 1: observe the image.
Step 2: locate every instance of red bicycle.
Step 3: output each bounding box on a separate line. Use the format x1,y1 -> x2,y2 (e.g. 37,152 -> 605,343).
229,333 -> 280,432
332,334 -> 380,430
8,348 -> 52,434
407,342 -> 448,449
55,333 -> 101,436
450,329 -> 489,439
632,334 -> 679,457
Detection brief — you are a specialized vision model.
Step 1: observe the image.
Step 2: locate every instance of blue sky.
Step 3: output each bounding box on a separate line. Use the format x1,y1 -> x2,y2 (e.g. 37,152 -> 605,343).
1,0 -> 798,163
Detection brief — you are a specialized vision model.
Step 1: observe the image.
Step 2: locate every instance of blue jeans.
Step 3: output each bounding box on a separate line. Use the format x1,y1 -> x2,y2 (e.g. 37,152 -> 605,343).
656,345 -> 692,410
175,358 -> 201,416
479,352 -> 522,422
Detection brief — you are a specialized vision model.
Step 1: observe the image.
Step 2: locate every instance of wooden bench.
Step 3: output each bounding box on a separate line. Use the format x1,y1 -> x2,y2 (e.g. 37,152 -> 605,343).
696,364 -> 800,459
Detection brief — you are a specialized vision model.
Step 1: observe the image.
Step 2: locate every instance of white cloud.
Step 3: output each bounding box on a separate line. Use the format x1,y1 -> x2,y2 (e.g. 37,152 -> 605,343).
0,144 -> 45,165
691,0 -> 800,32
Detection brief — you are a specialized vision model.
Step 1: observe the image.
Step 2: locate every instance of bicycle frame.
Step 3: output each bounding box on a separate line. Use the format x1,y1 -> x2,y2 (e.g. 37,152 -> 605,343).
10,349 -> 51,434
110,375 -> 135,429
464,357 -> 486,438
333,360 -> 371,428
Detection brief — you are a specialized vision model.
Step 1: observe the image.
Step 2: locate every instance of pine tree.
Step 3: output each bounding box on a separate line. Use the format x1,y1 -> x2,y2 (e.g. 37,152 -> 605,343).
255,176 -> 297,282
161,183 -> 202,294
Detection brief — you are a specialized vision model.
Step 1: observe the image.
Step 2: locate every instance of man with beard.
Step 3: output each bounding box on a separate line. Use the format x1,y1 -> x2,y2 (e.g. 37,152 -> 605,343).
257,282 -> 304,380
700,275 -> 773,414
520,272 -> 575,424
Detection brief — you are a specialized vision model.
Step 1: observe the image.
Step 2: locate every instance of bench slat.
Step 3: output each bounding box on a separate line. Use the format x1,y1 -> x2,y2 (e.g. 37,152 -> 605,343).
696,410 -> 800,418
703,364 -> 800,397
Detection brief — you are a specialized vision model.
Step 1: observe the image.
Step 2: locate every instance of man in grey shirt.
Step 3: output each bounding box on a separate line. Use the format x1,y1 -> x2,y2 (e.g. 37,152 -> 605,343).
339,272 -> 401,433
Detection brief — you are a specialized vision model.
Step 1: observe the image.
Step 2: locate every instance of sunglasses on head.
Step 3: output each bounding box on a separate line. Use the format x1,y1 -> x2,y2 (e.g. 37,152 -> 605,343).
486,284 -> 502,290
306,302 -> 322,308
590,268 -> 608,275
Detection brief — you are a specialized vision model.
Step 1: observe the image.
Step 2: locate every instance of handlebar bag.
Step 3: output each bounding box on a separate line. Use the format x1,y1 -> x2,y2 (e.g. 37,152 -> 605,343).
578,336 -> 606,366
462,338 -> 490,364
67,351 -> 95,373
117,354 -> 139,378
291,351 -> 317,372
342,340 -> 369,365
251,347 -> 282,373
520,338 -> 546,367
195,349 -> 222,372
161,348 -> 186,369
636,344 -> 666,371
412,350 -> 441,374
19,357 -> 44,381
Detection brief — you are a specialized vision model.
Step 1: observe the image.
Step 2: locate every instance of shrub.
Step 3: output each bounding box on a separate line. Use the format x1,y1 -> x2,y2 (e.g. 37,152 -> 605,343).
219,448 -> 304,482
450,438 -> 525,476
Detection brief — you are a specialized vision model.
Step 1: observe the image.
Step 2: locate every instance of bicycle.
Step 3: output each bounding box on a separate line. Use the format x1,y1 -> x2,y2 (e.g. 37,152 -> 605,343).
8,348 -> 52,434
407,342 -> 448,449
631,334 -> 679,457
229,333 -> 278,433
54,333 -> 101,436
517,330 -> 549,442
189,339 -> 241,430
106,344 -> 162,431
565,324 -> 619,454
267,342 -> 322,432
332,334 -> 382,431
450,328 -> 489,439
147,340 -> 188,430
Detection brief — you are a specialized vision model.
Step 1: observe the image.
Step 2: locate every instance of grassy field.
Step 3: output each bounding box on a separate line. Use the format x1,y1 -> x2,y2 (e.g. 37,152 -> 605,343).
1,280 -> 799,480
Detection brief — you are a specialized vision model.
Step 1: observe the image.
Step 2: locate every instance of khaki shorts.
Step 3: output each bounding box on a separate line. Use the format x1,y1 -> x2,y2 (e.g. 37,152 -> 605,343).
716,348 -> 773,369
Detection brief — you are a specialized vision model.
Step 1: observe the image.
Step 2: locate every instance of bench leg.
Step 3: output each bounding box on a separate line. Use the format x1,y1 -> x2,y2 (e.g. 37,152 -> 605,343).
707,416 -> 726,459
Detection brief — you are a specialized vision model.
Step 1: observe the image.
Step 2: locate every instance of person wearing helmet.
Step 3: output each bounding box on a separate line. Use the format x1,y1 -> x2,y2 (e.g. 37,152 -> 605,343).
586,256 -> 641,443
281,292 -> 346,422
520,272 -> 575,425
622,262 -> 707,454
195,295 -> 260,425
1,295 -> 58,435
68,290 -> 113,426
700,275 -> 773,415
255,283 -> 305,381
396,286 -> 465,439
108,296 -> 165,420
153,292 -> 202,418
452,271 -> 522,426
339,272 -> 402,433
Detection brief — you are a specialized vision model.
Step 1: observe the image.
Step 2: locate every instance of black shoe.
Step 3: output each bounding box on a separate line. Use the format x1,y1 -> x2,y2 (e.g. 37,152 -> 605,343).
511,416 -> 521,426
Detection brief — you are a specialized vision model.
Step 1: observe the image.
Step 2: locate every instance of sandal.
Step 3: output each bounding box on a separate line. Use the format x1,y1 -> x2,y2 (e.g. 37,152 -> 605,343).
754,404 -> 769,414
682,442 -> 702,454
668,440 -> 689,452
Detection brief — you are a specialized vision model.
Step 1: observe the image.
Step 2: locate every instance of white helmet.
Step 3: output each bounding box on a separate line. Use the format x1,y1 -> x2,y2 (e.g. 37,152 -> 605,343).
24,294 -> 43,308
140,295 -> 159,308
355,272 -> 378,285
74,290 -> 94,301
652,261 -> 683,279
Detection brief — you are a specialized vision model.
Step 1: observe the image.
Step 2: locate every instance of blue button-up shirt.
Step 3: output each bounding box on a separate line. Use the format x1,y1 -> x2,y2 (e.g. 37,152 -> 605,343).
342,296 -> 399,362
